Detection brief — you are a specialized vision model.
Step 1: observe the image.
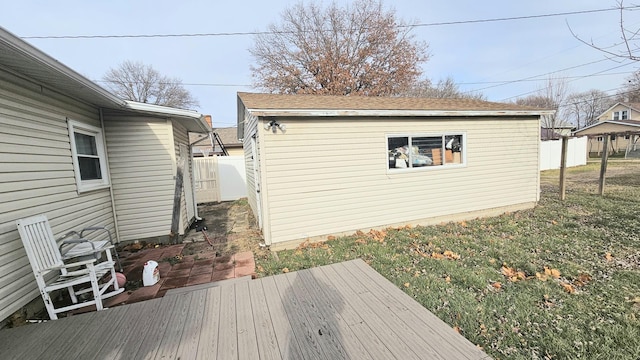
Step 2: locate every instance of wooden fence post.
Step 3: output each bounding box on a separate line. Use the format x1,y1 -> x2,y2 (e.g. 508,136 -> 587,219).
559,136 -> 568,200
598,134 -> 609,195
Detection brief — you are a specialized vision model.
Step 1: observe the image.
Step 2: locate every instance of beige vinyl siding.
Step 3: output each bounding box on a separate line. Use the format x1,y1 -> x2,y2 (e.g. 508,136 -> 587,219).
104,116 -> 175,242
261,117 -> 540,245
598,104 -> 634,121
172,120 -> 192,234
225,147 -> 245,156
242,113 -> 261,229
0,68 -> 115,322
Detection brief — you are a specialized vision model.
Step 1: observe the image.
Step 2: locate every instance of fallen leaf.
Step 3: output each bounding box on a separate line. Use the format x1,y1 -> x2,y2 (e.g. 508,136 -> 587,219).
431,252 -> 444,260
282,268 -> 289,273
414,271 -> 421,278
257,265 -> 264,272
574,273 -> 592,287
605,252 -> 614,261
489,258 -> 496,264
445,276 -> 451,283
561,283 -> 576,294
544,267 -> 561,279
459,221 -> 467,227
536,272 -> 549,281
403,282 -> 410,288
355,238 -> 367,245
492,282 -> 502,289
443,250 -> 461,260
453,326 -> 461,334
327,235 -> 336,241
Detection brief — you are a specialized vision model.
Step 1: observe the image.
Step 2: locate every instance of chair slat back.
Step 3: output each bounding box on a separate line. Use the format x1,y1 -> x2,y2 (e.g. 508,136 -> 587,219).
16,215 -> 64,273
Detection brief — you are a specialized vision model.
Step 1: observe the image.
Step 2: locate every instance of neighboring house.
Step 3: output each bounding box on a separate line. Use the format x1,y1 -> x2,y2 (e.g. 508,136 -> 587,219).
0,27 -> 209,322
237,92 -> 552,250
580,102 -> 640,155
541,127 -> 563,141
191,126 -> 243,157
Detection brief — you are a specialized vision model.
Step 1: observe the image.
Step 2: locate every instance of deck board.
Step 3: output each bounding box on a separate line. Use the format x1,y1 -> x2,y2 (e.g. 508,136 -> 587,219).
0,259 -> 491,359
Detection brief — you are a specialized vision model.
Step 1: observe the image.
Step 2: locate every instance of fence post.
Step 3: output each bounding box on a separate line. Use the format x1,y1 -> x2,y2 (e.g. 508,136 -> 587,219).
598,134 -> 609,195
559,136 -> 568,200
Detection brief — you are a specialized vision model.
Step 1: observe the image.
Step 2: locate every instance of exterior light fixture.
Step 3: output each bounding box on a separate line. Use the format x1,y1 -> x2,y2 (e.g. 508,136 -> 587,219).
264,119 -> 286,133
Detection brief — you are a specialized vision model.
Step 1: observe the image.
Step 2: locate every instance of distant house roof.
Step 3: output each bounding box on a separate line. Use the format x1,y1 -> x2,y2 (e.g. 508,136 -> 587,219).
212,127 -> 242,147
541,128 -> 563,140
237,92 -> 554,118
574,119 -> 640,136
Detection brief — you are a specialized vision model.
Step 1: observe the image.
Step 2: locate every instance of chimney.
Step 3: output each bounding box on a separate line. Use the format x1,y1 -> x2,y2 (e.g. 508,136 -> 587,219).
204,115 -> 212,129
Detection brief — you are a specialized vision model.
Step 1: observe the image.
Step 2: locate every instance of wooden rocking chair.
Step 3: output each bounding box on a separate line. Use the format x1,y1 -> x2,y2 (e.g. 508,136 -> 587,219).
16,215 -> 125,320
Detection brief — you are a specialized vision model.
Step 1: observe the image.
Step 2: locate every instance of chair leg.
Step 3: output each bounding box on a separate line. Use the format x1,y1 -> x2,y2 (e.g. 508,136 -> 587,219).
41,290 -> 58,320
88,266 -> 103,312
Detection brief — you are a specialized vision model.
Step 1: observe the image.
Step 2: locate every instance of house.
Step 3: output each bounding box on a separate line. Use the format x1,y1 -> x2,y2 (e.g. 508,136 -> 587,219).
0,26 -> 209,322
191,124 -> 244,157
580,102 -> 640,155
237,92 -> 552,250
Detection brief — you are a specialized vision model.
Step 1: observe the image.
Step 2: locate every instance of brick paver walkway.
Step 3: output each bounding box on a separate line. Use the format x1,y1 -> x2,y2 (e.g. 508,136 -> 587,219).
104,244 -> 256,307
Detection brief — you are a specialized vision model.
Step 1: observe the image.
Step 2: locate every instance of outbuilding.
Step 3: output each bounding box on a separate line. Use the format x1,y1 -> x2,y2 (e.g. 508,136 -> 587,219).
238,92 -> 552,250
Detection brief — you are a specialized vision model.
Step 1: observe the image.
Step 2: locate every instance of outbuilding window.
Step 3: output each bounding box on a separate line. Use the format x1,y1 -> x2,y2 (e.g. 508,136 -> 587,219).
388,134 -> 464,169
68,120 -> 109,192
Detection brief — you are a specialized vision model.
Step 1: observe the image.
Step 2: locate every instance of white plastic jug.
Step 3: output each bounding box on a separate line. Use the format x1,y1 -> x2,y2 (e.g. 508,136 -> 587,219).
142,260 -> 160,286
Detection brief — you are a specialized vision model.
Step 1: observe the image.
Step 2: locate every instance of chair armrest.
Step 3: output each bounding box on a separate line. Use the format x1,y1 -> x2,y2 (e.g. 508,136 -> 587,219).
51,258 -> 96,270
80,226 -> 115,245
58,230 -> 81,241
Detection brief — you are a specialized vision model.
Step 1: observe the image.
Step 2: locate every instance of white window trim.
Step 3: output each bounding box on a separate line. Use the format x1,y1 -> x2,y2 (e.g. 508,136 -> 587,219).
68,119 -> 110,193
386,132 -> 467,173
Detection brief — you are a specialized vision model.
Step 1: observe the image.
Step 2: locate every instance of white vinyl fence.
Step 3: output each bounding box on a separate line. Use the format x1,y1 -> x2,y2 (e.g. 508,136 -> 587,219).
193,156 -> 247,203
540,137 -> 587,171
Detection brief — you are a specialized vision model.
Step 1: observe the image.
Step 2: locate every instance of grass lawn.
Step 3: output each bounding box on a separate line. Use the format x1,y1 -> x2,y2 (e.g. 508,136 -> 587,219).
255,161 -> 640,359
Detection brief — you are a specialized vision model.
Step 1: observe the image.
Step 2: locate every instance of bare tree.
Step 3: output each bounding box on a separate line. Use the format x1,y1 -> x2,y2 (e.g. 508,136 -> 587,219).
616,69 -> 640,102
565,89 -> 613,128
103,61 -> 199,109
405,77 -> 486,100
514,77 -> 570,131
569,1 -> 640,61
250,0 -> 429,96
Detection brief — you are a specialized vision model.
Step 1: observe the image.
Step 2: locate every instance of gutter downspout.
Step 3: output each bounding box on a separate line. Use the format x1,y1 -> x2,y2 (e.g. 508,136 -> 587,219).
100,108 -> 121,243
189,142 -> 200,220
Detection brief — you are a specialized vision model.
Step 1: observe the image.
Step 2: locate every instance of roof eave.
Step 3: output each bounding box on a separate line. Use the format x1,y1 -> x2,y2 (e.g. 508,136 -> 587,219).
123,101 -> 210,133
0,27 -> 125,108
247,108 -> 553,118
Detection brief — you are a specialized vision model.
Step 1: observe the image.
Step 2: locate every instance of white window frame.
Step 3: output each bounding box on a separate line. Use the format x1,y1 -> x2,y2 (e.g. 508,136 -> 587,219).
386,132 -> 467,172
613,110 -> 629,120
68,120 -> 110,193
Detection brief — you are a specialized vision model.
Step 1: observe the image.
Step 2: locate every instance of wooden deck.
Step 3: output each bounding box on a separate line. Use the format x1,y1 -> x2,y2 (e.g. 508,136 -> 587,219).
0,259 -> 491,359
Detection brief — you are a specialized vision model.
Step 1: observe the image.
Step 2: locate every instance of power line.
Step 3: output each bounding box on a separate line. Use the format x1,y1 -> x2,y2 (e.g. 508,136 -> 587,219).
499,60 -> 637,102
20,6 -> 639,40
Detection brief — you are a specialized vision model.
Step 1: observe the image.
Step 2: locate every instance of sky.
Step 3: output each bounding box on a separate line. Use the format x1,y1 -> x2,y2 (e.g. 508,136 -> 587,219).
1,1 -> 638,127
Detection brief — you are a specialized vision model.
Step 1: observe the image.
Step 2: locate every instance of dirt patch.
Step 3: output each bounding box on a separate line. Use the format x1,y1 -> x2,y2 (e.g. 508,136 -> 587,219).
181,199 -> 266,258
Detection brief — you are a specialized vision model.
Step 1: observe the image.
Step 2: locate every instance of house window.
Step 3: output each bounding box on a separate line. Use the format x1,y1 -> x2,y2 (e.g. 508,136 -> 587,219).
613,110 -> 628,120
388,134 -> 464,169
68,120 -> 109,192
625,134 -> 631,140
596,136 -> 603,141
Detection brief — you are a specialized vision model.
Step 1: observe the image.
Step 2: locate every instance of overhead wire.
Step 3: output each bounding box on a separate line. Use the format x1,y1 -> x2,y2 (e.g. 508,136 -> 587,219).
20,6 -> 640,39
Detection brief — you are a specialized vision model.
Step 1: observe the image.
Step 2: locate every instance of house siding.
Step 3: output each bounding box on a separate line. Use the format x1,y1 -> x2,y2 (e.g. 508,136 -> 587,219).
259,116 -> 540,246
242,112 -> 261,230
597,104 -> 638,122
104,116 -> 176,242
172,120 -> 193,234
0,68 -> 115,322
